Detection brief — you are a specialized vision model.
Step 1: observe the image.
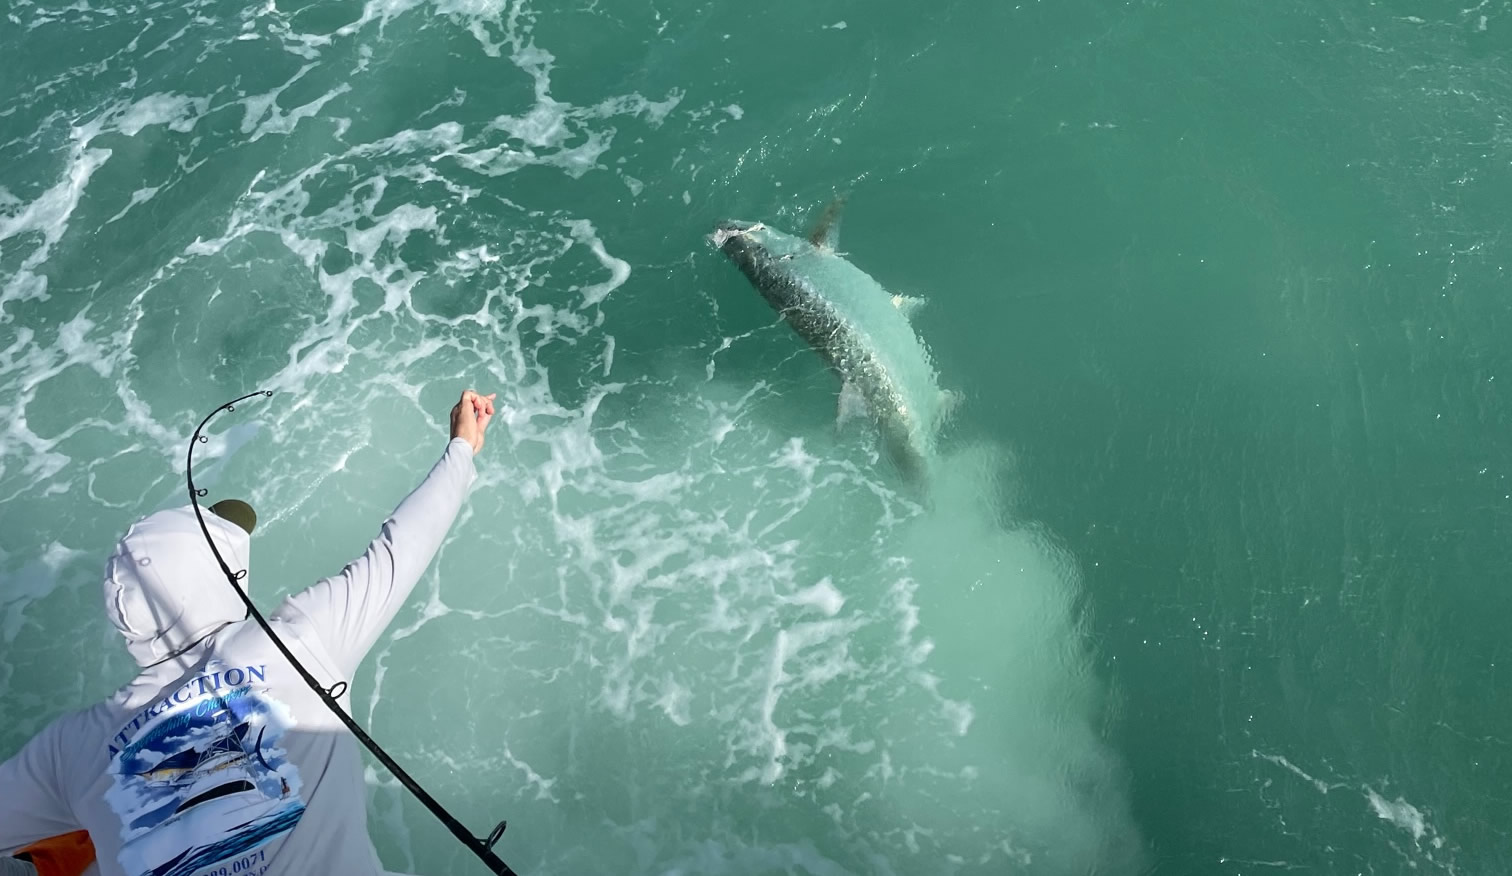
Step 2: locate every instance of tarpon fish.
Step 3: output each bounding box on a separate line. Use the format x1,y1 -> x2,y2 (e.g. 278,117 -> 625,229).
712,200 -> 956,486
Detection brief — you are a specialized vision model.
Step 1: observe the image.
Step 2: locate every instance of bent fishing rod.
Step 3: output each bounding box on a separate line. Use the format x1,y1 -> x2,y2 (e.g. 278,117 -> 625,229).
186,390 -> 518,876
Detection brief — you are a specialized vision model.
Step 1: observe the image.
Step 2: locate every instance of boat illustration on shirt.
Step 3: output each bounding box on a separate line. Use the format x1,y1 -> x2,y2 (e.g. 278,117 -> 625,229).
108,674 -> 306,876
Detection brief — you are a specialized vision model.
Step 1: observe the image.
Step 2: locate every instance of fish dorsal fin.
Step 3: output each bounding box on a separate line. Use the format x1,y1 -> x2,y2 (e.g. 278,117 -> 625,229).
890,294 -> 926,319
808,195 -> 847,249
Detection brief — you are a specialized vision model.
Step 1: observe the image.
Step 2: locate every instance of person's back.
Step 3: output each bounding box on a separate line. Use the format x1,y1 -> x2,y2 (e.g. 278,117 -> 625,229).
1,389 -> 496,876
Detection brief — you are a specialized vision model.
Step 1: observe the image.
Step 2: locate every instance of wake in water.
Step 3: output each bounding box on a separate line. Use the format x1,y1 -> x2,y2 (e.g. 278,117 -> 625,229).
890,443 -> 1146,874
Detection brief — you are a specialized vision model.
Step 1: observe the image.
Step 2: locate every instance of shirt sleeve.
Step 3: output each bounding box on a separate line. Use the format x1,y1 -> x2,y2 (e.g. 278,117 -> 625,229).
0,719 -> 79,856
272,438 -> 477,676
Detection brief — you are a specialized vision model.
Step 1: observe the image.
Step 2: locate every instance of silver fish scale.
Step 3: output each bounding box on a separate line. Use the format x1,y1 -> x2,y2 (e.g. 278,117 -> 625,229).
716,220 -> 938,484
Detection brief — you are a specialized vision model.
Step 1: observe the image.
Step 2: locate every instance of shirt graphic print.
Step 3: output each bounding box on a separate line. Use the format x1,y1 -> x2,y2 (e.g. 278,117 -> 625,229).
104,661 -> 306,876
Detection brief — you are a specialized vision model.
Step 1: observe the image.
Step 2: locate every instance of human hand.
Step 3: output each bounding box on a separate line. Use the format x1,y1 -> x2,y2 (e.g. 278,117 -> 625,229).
450,389 -> 496,454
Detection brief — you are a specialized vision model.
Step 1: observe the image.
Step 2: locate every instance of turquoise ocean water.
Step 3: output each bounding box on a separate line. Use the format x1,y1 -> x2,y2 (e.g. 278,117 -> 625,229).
3,0 -> 1510,873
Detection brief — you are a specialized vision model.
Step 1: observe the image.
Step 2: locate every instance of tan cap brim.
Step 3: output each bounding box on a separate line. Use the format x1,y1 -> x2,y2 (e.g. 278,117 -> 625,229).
209,499 -> 257,535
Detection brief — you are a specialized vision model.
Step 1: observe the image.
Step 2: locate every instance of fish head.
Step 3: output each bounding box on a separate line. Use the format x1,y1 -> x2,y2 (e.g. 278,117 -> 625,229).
713,219 -> 815,313
713,218 -> 811,269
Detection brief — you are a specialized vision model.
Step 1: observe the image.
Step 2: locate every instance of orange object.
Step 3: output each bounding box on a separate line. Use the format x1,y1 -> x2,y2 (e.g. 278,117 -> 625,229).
16,832 -> 95,876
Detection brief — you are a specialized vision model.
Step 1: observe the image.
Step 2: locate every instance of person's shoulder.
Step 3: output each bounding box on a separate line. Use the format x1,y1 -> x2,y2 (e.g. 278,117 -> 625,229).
32,700 -> 109,736
219,612 -> 345,683
224,608 -> 317,650
100,661 -> 186,725
18,697 -> 118,778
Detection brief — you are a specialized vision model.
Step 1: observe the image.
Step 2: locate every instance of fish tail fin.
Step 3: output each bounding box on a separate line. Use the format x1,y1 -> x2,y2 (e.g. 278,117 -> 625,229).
934,389 -> 964,429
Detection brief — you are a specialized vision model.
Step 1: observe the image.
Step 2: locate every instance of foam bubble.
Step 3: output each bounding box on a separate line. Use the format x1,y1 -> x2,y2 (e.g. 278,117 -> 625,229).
564,219 -> 630,306
112,92 -> 210,136
0,140 -> 111,309
238,66 -> 350,141
785,577 -> 845,616
1366,787 -> 1428,841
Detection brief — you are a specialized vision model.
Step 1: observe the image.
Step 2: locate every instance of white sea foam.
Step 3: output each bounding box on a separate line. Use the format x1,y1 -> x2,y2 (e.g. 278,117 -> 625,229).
0,542 -> 86,643
785,577 -> 845,616
238,65 -> 350,141
111,93 -> 205,136
1254,750 -> 1341,794
0,140 -> 110,308
1366,787 -> 1428,842
1256,753 -> 1452,862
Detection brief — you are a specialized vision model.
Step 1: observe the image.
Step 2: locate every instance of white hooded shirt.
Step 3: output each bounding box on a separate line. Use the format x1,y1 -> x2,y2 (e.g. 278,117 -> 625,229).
0,439 -> 477,876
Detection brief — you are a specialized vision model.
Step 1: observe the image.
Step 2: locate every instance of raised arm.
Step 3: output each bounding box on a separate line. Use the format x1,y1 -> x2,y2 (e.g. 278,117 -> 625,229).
273,390 -> 495,676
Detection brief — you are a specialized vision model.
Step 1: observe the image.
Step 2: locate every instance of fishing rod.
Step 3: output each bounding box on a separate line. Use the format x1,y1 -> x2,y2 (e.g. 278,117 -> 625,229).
185,390 -> 518,876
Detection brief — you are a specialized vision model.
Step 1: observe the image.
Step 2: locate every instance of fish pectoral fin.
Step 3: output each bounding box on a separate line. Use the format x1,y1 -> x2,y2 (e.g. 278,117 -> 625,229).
890,294 -> 927,318
808,194 -> 848,249
836,379 -> 869,427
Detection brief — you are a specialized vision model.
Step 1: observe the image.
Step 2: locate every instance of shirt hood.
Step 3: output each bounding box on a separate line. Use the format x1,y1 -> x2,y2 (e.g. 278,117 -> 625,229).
103,505 -> 252,667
